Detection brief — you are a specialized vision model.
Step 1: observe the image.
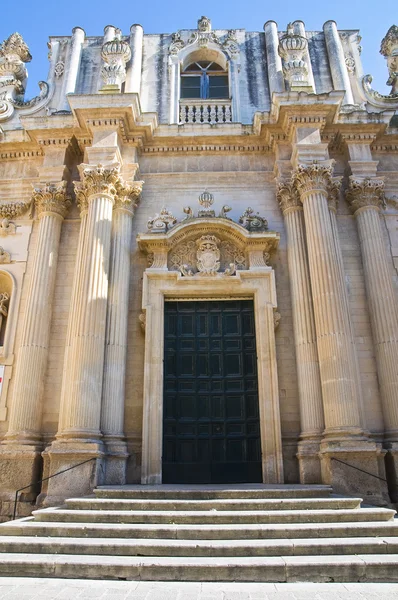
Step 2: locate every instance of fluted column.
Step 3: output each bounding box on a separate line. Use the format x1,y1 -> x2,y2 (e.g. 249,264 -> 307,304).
101,179 -> 143,484
346,177 -> 398,441
5,183 -> 71,443
293,162 -> 387,503
277,182 -> 324,482
44,164 -> 120,505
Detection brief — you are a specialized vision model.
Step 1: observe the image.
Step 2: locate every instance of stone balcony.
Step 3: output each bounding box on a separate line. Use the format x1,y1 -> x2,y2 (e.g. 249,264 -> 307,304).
179,99 -> 232,125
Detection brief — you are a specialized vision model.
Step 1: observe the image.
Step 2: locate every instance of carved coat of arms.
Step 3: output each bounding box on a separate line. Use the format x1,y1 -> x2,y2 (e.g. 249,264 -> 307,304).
196,235 -> 220,275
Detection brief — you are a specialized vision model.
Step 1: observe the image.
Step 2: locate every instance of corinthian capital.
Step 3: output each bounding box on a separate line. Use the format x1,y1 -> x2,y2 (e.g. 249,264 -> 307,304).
293,162 -> 342,204
32,181 -> 72,219
114,180 -> 144,214
74,163 -> 121,214
345,177 -> 385,214
276,181 -> 301,214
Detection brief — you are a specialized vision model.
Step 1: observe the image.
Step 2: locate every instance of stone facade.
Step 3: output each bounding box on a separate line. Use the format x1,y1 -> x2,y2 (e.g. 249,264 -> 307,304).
0,16 -> 397,518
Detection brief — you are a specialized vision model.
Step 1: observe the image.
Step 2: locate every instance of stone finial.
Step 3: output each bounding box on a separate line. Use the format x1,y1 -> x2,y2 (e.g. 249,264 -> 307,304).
32,181 -> 72,219
147,207 -> 177,233
100,30 -> 131,92
380,25 -> 398,95
278,24 -> 310,92
0,33 -> 31,102
276,181 -> 301,214
0,33 -> 32,63
345,177 -> 385,214
198,16 -> 211,32
114,180 -> 144,214
293,162 -> 342,202
239,207 -> 268,231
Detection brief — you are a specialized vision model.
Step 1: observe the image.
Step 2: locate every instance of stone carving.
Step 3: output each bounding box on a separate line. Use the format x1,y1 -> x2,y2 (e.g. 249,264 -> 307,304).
219,205 -> 232,219
169,17 -> 239,58
139,312 -> 146,333
293,162 -> 342,201
32,181 -> 72,218
54,61 -> 65,78
183,206 -> 194,219
345,54 -> 356,73
74,164 -> 121,213
0,201 -> 31,219
170,238 -> 246,273
0,248 -> 11,264
100,30 -> 131,91
147,207 -> 177,233
273,310 -> 281,330
180,235 -> 236,277
239,207 -> 268,232
278,23 -> 311,91
0,292 -> 9,333
0,33 -> 50,120
277,181 -> 301,214
114,180 -> 143,214
361,25 -> 398,107
380,24 -> 398,95
0,218 -> 17,236
345,177 -> 385,213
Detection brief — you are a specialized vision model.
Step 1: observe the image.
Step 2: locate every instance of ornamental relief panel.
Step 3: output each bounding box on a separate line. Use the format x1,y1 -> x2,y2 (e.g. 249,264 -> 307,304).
168,236 -> 247,275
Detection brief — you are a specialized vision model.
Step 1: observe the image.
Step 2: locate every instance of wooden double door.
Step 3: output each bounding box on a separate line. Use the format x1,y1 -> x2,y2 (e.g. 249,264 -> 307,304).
162,300 -> 262,483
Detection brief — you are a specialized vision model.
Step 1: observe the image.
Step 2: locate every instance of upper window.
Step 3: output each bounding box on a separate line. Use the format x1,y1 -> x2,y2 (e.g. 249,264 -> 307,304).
180,61 -> 229,100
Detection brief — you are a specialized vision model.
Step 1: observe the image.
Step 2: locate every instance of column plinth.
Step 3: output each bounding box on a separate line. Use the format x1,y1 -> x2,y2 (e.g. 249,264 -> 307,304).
0,182 -> 71,508
293,162 -> 388,503
346,176 -> 398,497
101,180 -> 143,484
43,164 -> 120,506
277,182 -> 324,483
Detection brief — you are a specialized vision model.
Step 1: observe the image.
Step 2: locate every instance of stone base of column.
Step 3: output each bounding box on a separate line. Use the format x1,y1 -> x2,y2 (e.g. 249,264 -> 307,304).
38,441 -> 105,507
384,442 -> 398,504
297,438 -> 322,484
320,440 -> 390,506
103,437 -> 129,485
0,443 -> 42,519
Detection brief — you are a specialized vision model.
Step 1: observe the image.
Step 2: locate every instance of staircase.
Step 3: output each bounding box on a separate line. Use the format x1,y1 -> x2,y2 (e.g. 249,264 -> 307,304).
0,484 -> 397,582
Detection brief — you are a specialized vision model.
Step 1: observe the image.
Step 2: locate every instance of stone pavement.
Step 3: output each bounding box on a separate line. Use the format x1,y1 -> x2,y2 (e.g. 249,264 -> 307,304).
0,579 -> 398,600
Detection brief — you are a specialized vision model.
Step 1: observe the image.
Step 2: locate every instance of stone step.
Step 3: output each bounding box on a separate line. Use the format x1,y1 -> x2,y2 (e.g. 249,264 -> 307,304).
0,535 -> 397,557
95,485 -> 333,500
0,553 -> 397,582
2,520 -> 398,539
65,497 -> 361,512
31,507 -> 396,525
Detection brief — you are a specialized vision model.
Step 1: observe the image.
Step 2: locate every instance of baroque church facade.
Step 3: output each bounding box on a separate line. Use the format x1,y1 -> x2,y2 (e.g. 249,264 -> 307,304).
0,15 -> 397,518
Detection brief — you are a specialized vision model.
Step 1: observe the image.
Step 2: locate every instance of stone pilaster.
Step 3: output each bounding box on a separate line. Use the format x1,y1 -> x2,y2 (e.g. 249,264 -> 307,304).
277,181 -> 324,483
346,177 -> 398,499
101,179 -> 143,484
293,162 -> 387,503
44,164 -> 119,505
0,182 -> 71,503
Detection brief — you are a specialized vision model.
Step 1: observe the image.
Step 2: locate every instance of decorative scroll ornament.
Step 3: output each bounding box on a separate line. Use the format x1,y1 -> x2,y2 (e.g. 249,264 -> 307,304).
169,16 -> 239,58
273,310 -> 281,330
361,25 -> 398,107
147,207 -> 177,233
100,30 -> 131,91
276,181 -> 301,214
0,248 -> 11,264
293,162 -> 342,201
239,207 -> 268,232
278,23 -> 311,91
345,177 -> 385,213
54,61 -> 65,78
345,54 -> 356,73
139,312 -> 146,333
32,181 -> 72,218
0,218 -> 17,236
114,180 -> 143,214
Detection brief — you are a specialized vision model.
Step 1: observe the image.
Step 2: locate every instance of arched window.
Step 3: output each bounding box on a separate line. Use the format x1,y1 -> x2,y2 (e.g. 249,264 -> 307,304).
180,61 -> 229,100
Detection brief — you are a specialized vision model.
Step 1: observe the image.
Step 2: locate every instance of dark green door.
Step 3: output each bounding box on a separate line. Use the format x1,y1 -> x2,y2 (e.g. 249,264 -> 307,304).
163,300 -> 262,483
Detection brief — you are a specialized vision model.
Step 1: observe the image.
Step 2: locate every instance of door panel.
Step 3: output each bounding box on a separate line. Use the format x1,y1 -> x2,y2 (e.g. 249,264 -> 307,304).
162,300 -> 262,483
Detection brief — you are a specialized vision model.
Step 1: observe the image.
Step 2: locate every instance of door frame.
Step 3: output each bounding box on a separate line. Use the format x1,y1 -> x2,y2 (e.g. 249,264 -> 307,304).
140,268 -> 283,484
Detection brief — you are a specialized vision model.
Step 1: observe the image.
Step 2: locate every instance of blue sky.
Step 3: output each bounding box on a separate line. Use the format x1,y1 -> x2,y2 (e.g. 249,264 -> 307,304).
1,0 -> 396,97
